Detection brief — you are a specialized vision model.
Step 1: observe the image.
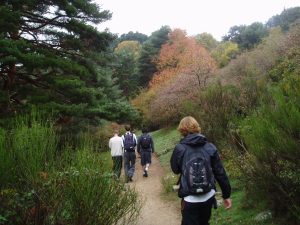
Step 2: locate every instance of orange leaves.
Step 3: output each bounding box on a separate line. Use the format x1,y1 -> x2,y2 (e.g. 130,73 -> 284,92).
149,68 -> 180,88
133,29 -> 217,126
155,29 -> 189,70
150,29 -> 216,89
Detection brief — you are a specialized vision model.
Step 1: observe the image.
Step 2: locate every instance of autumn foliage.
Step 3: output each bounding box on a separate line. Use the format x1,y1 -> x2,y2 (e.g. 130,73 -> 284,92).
133,29 -> 217,126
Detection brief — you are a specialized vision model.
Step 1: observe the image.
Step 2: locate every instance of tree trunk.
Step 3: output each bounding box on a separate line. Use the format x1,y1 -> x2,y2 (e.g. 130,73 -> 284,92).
5,63 -> 16,90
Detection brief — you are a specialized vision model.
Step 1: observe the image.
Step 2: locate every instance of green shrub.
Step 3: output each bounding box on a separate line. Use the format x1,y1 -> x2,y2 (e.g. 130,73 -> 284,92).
181,82 -> 240,143
0,112 -> 141,225
0,112 -> 57,224
239,81 -> 300,223
220,148 -> 243,180
95,122 -> 124,152
43,149 -> 141,225
10,113 -> 57,188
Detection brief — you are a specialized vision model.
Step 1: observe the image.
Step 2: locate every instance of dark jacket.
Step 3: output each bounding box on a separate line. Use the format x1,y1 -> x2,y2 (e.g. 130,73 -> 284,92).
170,133 -> 231,199
137,133 -> 154,153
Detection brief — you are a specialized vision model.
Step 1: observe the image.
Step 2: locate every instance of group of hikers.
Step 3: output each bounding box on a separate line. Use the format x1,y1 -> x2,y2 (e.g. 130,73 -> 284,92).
108,124 -> 155,182
108,116 -> 232,225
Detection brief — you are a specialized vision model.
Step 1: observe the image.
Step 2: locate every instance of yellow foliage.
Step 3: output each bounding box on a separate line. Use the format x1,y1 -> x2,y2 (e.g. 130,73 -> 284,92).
131,88 -> 156,121
114,40 -> 142,60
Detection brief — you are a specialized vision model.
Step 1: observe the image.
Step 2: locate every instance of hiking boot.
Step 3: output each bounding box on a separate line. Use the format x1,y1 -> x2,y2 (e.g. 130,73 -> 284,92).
129,176 -> 133,182
143,170 -> 148,177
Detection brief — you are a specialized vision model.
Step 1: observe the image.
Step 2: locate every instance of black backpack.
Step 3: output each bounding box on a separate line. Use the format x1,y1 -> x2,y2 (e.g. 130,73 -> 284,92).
140,134 -> 151,149
123,133 -> 136,151
179,144 -> 214,197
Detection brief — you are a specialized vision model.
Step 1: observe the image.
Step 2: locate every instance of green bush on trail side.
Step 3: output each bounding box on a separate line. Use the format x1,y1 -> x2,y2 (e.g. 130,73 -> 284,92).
238,56 -> 300,224
180,82 -> 240,144
211,188 -> 275,225
40,149 -> 140,225
0,112 -> 140,225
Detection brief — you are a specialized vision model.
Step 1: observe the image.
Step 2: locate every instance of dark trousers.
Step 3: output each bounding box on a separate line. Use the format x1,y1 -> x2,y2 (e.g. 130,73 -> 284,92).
124,151 -> 136,179
181,197 -> 214,225
112,156 -> 123,178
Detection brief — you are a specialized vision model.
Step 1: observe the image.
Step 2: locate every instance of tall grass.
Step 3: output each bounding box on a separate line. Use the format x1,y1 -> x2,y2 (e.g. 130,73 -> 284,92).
10,113 -> 57,188
44,148 -> 140,225
0,112 -> 141,225
0,128 -> 13,188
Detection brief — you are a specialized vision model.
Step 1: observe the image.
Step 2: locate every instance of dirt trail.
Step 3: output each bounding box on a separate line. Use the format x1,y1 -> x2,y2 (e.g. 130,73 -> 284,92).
128,154 -> 181,225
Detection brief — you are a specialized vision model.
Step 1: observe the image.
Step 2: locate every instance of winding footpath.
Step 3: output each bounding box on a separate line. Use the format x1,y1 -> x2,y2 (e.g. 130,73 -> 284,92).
128,154 -> 181,225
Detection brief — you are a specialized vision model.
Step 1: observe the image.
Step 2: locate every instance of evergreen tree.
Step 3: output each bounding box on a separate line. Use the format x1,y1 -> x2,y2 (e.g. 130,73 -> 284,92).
195,32 -> 218,51
266,7 -> 300,31
113,41 -> 141,98
118,31 -> 148,44
137,25 -> 171,87
111,31 -> 148,50
223,22 -> 268,50
0,0 -> 139,124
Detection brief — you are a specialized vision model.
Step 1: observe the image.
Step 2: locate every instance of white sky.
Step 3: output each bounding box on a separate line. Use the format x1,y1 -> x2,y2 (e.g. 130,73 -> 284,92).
95,0 -> 300,40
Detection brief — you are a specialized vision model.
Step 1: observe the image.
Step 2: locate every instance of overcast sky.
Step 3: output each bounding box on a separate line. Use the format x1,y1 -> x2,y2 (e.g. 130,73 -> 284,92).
95,0 -> 300,40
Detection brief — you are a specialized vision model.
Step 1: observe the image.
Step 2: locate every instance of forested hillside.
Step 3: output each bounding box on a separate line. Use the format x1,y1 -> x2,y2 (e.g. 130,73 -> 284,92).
0,1 -> 300,224
130,7 -> 300,225
0,0 -> 140,134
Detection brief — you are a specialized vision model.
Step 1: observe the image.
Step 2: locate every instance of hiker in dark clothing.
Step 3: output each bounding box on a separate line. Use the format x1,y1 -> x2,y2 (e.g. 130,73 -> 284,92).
122,124 -> 137,182
170,116 -> 232,225
137,128 -> 155,177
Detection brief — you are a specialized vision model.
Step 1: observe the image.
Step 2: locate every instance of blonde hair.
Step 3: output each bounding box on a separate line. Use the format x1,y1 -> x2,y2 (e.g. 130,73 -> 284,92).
177,116 -> 201,136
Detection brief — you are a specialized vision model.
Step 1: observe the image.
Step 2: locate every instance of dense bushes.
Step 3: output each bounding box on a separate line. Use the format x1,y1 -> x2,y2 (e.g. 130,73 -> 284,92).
239,90 -> 300,223
0,114 -> 140,225
237,50 -> 300,224
180,82 -> 240,143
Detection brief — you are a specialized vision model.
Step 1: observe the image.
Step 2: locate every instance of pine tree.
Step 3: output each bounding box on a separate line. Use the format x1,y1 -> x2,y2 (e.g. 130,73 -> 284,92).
0,0 -> 138,124
138,26 -> 171,87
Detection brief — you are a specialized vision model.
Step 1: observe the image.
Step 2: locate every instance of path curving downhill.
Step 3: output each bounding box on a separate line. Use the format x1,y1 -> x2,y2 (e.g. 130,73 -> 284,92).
128,154 -> 181,225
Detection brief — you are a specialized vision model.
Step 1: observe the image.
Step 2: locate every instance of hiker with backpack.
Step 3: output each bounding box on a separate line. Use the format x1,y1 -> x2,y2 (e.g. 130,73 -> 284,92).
137,127 -> 155,177
122,124 -> 137,182
108,129 -> 124,179
170,116 -> 232,225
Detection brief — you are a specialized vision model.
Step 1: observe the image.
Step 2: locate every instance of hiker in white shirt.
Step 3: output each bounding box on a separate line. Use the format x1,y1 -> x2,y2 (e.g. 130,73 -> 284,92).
109,129 -> 124,179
